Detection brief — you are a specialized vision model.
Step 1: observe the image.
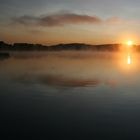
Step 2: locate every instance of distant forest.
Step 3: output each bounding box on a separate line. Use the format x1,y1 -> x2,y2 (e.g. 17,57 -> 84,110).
0,41 -> 139,51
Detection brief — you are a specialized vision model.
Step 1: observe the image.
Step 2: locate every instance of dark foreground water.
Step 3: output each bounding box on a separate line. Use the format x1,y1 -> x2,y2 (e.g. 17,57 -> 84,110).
1,51 -> 140,139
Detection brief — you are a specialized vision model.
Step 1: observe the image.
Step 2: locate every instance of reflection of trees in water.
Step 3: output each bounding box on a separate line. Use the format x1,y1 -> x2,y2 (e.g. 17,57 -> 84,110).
0,52 -> 10,61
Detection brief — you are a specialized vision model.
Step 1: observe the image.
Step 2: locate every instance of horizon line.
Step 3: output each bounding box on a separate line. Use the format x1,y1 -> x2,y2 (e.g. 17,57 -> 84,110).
1,41 -> 139,46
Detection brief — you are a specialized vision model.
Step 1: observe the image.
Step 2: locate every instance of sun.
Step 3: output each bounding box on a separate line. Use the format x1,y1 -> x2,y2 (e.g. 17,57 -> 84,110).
127,40 -> 133,46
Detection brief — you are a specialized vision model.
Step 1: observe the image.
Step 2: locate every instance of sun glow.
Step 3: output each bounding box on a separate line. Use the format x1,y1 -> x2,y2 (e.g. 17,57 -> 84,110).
127,40 -> 133,46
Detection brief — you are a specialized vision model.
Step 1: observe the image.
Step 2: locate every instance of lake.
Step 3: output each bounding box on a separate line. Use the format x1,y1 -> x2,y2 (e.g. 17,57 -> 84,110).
1,51 -> 140,139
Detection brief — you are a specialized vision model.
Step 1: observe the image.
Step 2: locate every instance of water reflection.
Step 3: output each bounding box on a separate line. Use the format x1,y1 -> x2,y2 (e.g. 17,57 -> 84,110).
15,74 -> 118,88
1,51 -> 140,139
0,51 -> 139,88
0,52 -> 10,60
127,54 -> 132,65
117,49 -> 139,73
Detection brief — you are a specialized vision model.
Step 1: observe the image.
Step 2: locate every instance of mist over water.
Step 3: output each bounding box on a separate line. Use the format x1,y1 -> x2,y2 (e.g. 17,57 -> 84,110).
1,51 -> 140,139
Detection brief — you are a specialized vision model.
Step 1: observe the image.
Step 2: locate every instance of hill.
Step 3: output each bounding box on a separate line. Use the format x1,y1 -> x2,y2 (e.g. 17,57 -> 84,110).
0,41 -> 139,51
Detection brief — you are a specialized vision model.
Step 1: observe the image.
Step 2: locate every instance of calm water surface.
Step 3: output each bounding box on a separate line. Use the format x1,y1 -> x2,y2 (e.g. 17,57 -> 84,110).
1,51 -> 140,139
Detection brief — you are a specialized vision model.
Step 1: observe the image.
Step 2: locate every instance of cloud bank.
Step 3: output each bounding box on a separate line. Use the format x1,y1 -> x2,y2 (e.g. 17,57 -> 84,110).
13,12 -> 103,27
13,12 -> 125,27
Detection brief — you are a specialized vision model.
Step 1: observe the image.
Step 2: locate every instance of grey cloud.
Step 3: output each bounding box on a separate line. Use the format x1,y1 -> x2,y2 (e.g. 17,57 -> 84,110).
13,12 -> 127,27
13,16 -> 38,25
13,12 -> 102,27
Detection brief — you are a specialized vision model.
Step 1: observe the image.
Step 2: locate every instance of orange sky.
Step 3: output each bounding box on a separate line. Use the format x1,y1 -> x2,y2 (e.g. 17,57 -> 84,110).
0,0 -> 140,45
